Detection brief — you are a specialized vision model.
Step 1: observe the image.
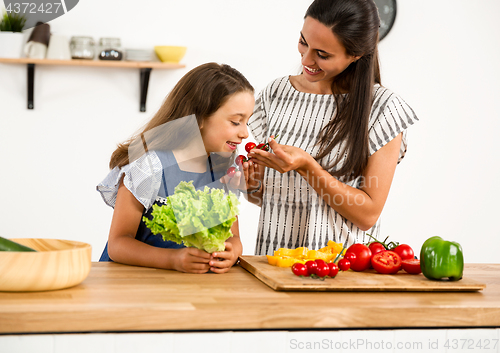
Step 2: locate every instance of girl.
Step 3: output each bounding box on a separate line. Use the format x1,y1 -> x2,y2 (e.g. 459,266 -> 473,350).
97,63 -> 255,273
241,0 -> 419,255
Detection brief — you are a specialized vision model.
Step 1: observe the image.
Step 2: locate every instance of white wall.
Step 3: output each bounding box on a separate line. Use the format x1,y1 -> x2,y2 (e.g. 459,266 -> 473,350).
0,0 -> 498,263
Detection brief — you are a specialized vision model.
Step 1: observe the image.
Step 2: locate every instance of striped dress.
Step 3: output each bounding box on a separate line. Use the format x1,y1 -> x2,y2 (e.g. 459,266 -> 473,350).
248,76 -> 418,255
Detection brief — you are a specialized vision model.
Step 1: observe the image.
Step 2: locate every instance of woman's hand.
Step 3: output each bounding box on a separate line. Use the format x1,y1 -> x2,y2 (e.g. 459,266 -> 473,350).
208,242 -> 240,274
248,138 -> 315,174
172,247 -> 212,274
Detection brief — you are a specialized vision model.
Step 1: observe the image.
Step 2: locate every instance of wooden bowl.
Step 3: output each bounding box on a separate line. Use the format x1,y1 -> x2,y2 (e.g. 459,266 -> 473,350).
0,238 -> 91,292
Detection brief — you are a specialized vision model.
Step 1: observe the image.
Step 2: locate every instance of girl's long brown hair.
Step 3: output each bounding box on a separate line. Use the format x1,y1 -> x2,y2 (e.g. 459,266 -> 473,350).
109,63 -> 254,169
306,0 -> 381,180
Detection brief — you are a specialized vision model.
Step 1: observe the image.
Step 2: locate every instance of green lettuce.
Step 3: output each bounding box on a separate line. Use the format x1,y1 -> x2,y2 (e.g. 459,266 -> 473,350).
143,181 -> 239,253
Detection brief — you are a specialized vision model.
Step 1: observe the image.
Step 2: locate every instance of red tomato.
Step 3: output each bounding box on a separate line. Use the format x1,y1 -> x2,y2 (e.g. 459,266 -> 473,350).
371,250 -> 402,274
338,259 -> 351,271
314,259 -> 327,267
401,259 -> 422,274
314,263 -> 330,277
345,244 -> 372,272
344,252 -> 356,264
226,167 -> 237,178
245,142 -> 256,153
305,260 -> 318,276
256,143 -> 269,151
392,244 -> 414,261
235,155 -> 246,166
368,242 -> 386,256
328,263 -> 339,278
292,263 -> 308,276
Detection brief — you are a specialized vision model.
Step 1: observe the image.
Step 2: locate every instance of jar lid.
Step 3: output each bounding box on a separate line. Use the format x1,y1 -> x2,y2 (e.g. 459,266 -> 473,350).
70,36 -> 95,45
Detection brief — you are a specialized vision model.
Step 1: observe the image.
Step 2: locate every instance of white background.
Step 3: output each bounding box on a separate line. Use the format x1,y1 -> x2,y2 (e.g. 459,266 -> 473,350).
0,0 -> 499,263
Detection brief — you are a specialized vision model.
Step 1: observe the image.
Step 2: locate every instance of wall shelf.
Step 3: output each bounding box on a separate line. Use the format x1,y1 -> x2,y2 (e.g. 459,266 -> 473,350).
0,58 -> 186,112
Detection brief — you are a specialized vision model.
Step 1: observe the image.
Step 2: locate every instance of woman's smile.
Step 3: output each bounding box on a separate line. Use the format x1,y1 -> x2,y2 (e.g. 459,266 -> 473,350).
303,65 -> 323,76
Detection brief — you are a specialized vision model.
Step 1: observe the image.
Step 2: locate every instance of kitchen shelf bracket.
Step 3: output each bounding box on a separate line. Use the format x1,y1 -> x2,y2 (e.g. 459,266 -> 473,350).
139,68 -> 152,112
27,64 -> 35,109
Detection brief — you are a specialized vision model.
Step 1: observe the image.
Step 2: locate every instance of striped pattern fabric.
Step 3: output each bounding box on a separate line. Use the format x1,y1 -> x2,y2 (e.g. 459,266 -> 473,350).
248,76 -> 418,255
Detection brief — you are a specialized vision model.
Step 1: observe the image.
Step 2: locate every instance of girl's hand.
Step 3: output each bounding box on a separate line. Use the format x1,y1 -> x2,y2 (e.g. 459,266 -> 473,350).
209,242 -> 239,274
248,138 -> 314,174
221,159 -> 263,192
173,247 -> 212,274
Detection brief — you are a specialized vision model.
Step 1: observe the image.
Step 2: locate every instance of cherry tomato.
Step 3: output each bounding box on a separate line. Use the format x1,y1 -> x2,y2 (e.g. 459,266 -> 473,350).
328,263 -> 339,278
368,242 -> 386,257
314,262 -> 330,277
345,243 -> 372,272
371,250 -> 402,274
392,244 -> 414,261
344,252 -> 356,264
338,258 -> 351,271
226,166 -> 237,178
314,259 -> 327,267
401,259 -> 422,274
305,260 -> 318,276
245,142 -> 256,153
235,155 -> 247,166
256,143 -> 269,151
292,263 -> 309,276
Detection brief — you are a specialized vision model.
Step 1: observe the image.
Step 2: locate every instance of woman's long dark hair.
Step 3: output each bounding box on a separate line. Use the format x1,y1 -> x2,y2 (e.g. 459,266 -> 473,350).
109,63 -> 254,169
306,0 -> 381,180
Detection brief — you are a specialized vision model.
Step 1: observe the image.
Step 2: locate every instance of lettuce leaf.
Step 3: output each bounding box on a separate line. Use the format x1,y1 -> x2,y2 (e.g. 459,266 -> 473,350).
143,181 -> 239,253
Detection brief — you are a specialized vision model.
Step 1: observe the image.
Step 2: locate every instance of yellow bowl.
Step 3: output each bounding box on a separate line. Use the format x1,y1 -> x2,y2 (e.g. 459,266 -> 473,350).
154,45 -> 187,63
0,238 -> 92,292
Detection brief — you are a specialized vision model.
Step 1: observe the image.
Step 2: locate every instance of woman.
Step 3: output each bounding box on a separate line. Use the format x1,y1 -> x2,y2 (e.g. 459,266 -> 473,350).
244,0 -> 418,255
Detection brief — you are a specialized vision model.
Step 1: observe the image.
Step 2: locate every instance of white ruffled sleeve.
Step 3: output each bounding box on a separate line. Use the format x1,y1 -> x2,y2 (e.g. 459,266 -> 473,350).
96,151 -> 163,210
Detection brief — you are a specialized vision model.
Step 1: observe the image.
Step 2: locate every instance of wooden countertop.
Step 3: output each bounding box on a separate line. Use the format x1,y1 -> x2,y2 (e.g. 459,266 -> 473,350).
0,262 -> 499,334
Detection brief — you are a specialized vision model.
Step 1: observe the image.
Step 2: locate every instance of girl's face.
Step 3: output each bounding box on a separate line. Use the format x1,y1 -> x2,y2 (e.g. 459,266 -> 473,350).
298,17 -> 360,91
200,91 -> 254,154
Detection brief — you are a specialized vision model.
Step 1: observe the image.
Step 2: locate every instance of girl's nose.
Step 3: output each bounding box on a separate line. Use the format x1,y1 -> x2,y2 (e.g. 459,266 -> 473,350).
239,125 -> 249,140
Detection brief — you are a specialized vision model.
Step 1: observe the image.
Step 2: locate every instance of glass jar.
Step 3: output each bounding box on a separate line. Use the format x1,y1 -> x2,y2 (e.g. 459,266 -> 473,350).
98,37 -> 121,51
97,37 -> 122,61
70,36 -> 95,60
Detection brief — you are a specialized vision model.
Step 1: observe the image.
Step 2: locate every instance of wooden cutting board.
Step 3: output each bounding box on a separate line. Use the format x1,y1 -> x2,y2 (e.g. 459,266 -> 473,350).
239,256 -> 486,292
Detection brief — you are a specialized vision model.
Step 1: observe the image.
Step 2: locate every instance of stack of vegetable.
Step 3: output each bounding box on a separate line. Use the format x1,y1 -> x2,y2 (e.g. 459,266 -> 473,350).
144,181 -> 239,253
284,235 -> 464,281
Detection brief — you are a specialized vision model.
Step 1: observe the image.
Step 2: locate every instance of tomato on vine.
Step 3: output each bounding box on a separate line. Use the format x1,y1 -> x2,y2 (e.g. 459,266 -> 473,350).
226,166 -> 237,178
338,258 -> 351,271
305,260 -> 318,276
328,263 -> 339,277
292,263 -> 308,277
392,244 -> 414,261
235,155 -> 247,166
245,142 -> 256,153
256,143 -> 269,152
314,262 -> 330,277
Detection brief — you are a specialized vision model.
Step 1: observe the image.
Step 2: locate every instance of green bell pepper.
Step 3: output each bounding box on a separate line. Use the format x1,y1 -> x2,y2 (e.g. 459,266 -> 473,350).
420,236 -> 464,281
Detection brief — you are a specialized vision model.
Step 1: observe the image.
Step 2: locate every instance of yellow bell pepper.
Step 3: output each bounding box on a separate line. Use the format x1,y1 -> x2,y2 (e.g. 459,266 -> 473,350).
276,256 -> 305,267
266,255 -> 279,266
266,241 -> 344,267
274,247 -> 308,258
